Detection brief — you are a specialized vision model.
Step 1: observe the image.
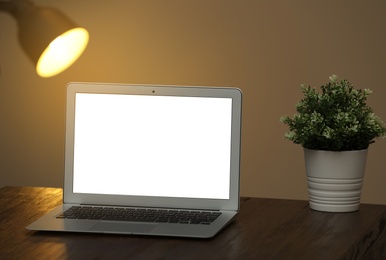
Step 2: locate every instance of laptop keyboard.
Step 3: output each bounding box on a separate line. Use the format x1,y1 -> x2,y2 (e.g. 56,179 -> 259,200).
56,206 -> 222,225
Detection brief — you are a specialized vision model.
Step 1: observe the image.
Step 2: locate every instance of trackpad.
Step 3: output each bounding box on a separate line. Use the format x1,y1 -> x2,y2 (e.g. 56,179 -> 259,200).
91,221 -> 158,234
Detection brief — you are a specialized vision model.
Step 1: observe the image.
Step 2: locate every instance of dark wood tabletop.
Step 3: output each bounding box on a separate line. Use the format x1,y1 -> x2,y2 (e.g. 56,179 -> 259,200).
0,186 -> 385,259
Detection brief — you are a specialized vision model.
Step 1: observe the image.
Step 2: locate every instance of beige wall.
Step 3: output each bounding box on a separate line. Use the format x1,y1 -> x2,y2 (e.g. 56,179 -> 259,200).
1,0 -> 386,204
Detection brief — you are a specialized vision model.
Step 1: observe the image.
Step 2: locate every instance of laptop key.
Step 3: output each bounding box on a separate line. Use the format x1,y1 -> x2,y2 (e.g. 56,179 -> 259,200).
155,218 -> 169,223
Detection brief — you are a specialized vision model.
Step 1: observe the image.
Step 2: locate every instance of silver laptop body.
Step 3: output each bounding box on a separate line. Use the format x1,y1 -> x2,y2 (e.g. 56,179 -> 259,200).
27,82 -> 242,238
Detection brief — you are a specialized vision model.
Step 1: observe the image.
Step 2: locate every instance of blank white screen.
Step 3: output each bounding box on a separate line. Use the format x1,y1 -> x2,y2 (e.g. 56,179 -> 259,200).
73,93 -> 232,199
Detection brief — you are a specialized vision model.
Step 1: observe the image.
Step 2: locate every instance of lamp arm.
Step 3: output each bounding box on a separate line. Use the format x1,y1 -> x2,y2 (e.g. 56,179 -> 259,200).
0,0 -> 13,13
0,0 -> 36,18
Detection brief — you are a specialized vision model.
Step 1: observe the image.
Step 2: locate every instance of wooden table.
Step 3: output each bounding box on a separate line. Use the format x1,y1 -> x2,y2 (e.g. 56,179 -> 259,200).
0,186 -> 385,259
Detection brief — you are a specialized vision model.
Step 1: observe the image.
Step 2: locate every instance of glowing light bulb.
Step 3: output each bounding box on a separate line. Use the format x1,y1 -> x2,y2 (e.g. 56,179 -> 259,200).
36,28 -> 89,78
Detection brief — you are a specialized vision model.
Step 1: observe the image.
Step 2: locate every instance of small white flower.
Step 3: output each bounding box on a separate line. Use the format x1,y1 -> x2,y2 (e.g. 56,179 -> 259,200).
329,74 -> 339,82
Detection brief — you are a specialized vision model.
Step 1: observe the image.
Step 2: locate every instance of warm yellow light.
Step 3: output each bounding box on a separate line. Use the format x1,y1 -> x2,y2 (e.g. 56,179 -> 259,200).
36,28 -> 89,78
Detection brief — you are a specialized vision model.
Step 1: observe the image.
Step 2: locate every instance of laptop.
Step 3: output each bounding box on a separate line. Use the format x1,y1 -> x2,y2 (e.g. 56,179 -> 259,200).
27,82 -> 242,238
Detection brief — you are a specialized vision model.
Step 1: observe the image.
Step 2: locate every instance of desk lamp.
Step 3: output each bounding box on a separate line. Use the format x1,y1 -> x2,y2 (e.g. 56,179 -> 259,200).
0,0 -> 89,77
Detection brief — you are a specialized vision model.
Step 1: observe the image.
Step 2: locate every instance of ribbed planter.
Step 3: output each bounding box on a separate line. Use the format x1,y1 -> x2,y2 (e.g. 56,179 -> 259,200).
304,148 -> 368,212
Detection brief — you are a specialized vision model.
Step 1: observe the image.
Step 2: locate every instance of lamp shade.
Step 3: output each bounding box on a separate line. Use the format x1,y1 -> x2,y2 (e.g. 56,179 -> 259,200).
1,0 -> 89,77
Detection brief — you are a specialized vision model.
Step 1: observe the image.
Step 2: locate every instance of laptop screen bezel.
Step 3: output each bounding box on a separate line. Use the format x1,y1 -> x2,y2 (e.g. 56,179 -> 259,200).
63,82 -> 242,211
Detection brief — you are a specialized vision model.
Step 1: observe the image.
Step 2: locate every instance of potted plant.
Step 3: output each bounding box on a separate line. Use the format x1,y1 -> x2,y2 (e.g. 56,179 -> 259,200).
280,75 -> 386,212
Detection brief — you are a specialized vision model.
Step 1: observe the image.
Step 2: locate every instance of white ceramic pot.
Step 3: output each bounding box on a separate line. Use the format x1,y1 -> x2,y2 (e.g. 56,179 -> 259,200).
303,148 -> 368,212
